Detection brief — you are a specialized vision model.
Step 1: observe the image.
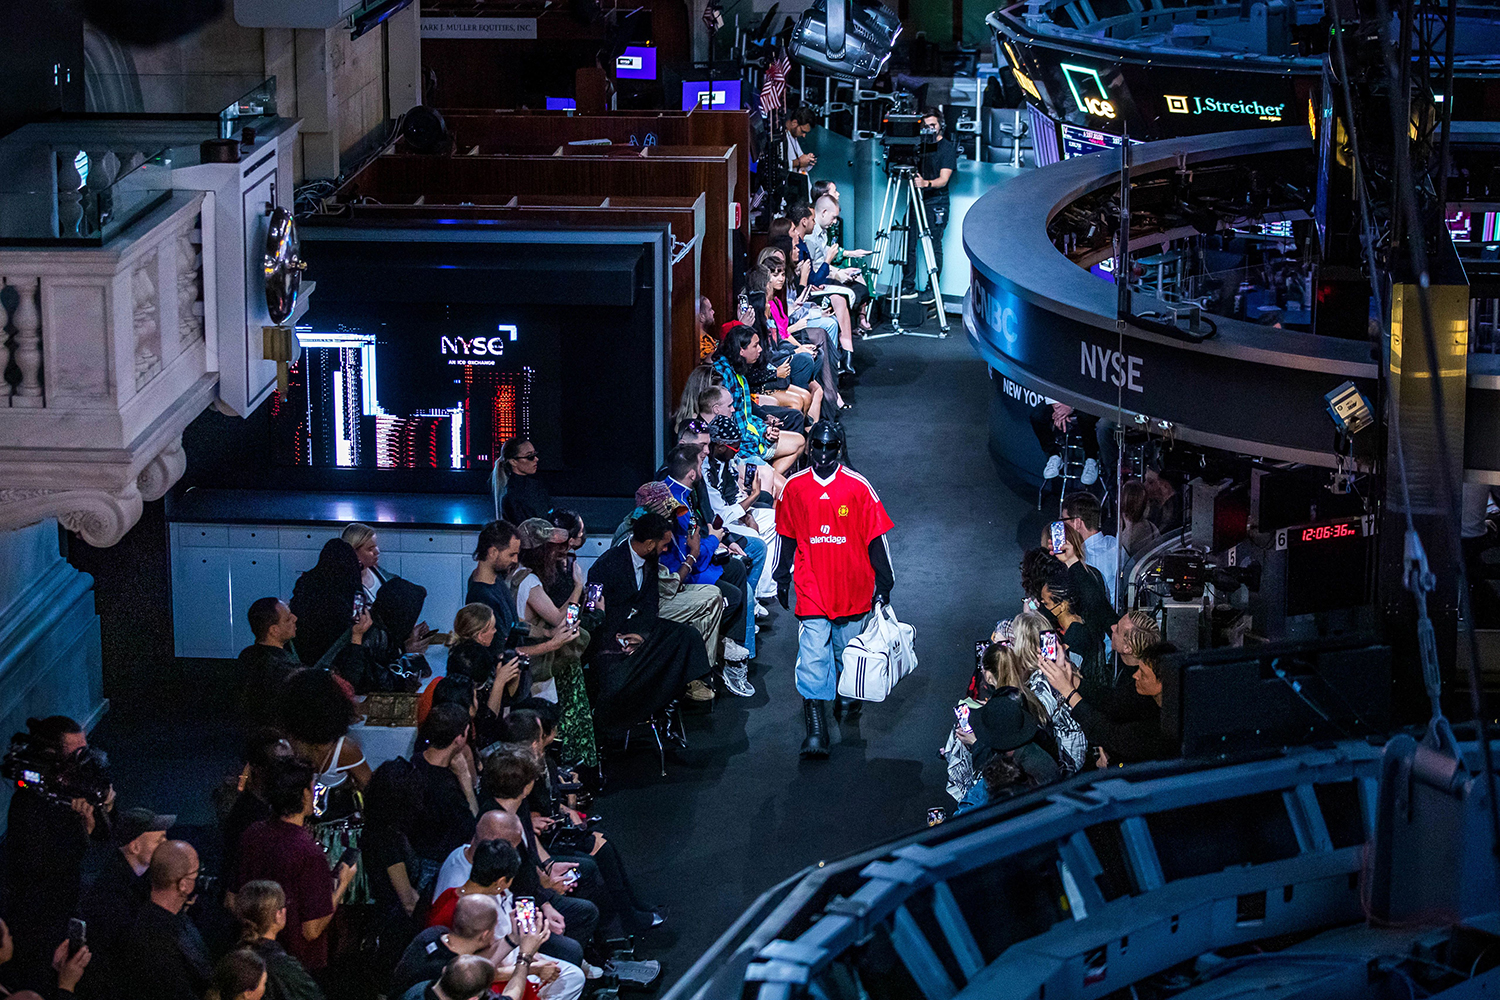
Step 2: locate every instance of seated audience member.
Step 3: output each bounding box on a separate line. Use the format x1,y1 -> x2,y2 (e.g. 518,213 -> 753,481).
1024,550 -> 1106,685
791,200 -> 860,360
810,194 -> 872,338
222,731 -> 294,885
467,522 -> 575,667
1144,467 -> 1183,532
744,270 -> 821,415
425,839 -> 520,929
493,439 -> 553,524
435,811 -> 526,899
76,806 -> 172,998
1119,479 -> 1162,558
411,705 -> 482,889
994,617 -> 1087,776
698,388 -> 779,499
510,518 -> 586,703
287,539 -> 362,667
661,444 -> 752,664
615,483 -> 726,685
391,896 -> 501,997
278,668 -> 371,793
233,758 -> 357,975
713,325 -> 806,477
403,954 -> 496,1000
206,948 -> 267,1000
763,241 -> 845,403
954,650 -> 1062,814
1110,609 -> 1161,683
703,415 -> 781,603
1041,521 -> 1113,642
126,840 -> 214,1000
584,512 -> 717,729
362,760 -> 425,969
232,881 -> 325,1000
342,522 -> 387,605
1061,491 -> 1120,606
695,295 -> 719,360
1040,641 -> 1178,764
673,365 -> 721,436
237,598 -> 300,724
335,575 -> 432,694
1029,400 -> 1100,486
0,919 -> 90,999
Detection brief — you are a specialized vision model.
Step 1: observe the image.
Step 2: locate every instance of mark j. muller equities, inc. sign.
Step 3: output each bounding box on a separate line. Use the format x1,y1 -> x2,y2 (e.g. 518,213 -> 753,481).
421,17 -> 538,38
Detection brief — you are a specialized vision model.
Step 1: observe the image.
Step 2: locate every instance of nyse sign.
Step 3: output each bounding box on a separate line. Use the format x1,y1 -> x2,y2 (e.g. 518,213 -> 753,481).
1080,342 -> 1143,392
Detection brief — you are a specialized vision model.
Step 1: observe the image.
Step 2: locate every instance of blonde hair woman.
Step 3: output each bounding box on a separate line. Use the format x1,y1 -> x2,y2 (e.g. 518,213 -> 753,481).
1008,612 -> 1088,775
341,521 -> 383,603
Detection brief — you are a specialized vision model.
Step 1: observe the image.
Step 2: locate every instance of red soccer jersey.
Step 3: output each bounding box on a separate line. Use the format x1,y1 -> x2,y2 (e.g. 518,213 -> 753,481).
776,466 -> 894,619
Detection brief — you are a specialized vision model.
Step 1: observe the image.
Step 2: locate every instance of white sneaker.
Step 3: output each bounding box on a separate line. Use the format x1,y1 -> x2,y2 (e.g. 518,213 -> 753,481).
1081,458 -> 1100,485
722,662 -> 755,696
582,961 -> 605,980
755,602 -> 770,619
1043,454 -> 1064,479
723,637 -> 751,661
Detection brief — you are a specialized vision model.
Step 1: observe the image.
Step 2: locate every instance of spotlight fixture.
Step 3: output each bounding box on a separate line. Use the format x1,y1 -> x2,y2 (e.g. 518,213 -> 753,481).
788,0 -> 901,80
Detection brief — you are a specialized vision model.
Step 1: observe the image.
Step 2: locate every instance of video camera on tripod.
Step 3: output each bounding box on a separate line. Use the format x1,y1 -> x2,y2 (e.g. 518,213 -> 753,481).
1,732 -> 111,808
879,93 -> 938,168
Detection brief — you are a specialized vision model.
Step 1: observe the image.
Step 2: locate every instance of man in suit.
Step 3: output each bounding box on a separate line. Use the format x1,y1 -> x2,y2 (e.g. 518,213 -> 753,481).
584,512 -> 713,732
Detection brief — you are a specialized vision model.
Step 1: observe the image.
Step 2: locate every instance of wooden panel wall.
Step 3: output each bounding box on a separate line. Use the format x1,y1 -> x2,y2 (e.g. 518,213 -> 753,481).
347,150 -> 735,326
342,197 -> 706,401
440,111 -> 752,235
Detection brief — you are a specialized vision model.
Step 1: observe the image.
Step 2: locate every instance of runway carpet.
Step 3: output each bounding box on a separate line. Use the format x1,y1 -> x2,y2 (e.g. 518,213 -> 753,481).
593,323 -> 1034,989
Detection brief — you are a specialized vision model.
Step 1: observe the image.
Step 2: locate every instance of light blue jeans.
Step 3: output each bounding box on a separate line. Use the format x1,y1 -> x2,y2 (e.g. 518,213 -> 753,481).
794,615 -> 865,700
737,532 -> 767,657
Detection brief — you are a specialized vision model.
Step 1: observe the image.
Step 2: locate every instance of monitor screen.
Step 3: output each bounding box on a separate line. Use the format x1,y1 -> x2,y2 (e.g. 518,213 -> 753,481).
545,96 -> 577,110
682,80 -> 742,110
615,46 -> 657,81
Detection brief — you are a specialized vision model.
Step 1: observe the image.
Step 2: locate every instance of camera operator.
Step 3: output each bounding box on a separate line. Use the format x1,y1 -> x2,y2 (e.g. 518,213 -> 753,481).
3,717 -> 113,994
900,108 -> 957,307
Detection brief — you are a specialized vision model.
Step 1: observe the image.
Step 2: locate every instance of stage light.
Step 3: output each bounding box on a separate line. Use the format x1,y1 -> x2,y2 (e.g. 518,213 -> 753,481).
788,0 -> 901,80
1325,380 -> 1373,436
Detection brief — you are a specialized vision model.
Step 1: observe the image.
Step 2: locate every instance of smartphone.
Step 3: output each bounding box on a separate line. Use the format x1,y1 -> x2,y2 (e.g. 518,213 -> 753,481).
351,594 -> 367,623
1041,631 -> 1059,660
617,634 -> 632,651
561,867 -> 580,887
955,704 -> 973,735
1050,521 -> 1067,555
514,896 -> 538,935
975,641 -> 988,670
737,292 -> 750,312
336,847 -> 361,872
565,604 -> 580,629
927,808 -> 948,827
583,582 -> 603,612
67,918 -> 86,958
712,515 -> 724,531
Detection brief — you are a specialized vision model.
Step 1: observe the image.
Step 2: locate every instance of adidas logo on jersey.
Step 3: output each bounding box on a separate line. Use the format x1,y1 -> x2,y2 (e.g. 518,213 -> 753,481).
820,492 -> 831,499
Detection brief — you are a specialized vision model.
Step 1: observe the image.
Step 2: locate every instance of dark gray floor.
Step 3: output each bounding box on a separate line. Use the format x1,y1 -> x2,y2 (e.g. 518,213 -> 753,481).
591,324 -> 1032,987
88,320 -> 1033,993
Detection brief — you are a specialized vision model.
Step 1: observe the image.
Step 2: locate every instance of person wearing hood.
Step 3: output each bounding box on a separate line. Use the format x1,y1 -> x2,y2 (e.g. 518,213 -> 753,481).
333,576 -> 432,694
288,539 -> 362,667
772,421 -> 895,759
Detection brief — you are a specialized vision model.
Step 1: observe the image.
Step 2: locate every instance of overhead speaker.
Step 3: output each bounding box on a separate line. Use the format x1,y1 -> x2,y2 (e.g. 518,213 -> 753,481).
788,0 -> 900,80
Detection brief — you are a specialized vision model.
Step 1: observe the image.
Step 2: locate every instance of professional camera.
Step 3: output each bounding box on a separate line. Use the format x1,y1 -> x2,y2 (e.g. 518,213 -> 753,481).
879,92 -> 938,168
1,732 -> 111,808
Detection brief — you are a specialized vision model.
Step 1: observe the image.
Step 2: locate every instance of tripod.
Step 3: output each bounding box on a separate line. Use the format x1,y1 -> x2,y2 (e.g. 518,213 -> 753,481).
868,163 -> 948,339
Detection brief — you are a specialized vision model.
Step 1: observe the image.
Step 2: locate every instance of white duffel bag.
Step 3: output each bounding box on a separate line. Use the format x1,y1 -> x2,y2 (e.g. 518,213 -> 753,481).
838,601 -> 917,702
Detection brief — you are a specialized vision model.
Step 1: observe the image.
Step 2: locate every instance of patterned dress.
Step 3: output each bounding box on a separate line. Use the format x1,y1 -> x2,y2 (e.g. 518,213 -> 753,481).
1028,671 -> 1087,775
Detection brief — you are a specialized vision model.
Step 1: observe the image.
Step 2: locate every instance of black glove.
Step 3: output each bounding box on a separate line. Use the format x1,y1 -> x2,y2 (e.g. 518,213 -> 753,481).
875,590 -> 891,607
777,581 -> 791,610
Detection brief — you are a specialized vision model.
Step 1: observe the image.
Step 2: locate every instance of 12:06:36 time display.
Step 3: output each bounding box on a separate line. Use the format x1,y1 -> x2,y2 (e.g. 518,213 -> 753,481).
1300,522 -> 1359,543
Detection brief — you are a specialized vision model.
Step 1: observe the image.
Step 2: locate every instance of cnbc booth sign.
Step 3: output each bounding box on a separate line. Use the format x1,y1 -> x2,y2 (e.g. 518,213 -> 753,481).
1164,93 -> 1285,122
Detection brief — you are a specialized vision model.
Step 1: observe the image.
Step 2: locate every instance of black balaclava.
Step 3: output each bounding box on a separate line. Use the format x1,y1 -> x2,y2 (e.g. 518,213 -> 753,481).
808,420 -> 844,478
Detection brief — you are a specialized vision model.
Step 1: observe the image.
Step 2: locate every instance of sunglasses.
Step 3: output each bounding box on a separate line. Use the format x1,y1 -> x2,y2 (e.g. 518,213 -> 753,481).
517,452 -> 539,461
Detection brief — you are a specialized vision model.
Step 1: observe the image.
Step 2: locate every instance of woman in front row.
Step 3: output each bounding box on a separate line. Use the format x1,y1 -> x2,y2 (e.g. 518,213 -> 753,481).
713,325 -> 806,477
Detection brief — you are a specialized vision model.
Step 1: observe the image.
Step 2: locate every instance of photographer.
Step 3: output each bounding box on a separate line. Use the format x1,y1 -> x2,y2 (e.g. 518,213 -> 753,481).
900,108 -> 957,307
3,716 -> 113,994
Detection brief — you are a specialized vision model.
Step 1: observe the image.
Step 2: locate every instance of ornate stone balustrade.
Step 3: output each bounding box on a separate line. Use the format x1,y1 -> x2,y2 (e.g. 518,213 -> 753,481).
0,193 -> 215,546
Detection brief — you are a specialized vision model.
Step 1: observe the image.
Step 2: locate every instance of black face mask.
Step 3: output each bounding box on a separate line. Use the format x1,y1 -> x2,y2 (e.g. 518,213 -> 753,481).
809,444 -> 840,477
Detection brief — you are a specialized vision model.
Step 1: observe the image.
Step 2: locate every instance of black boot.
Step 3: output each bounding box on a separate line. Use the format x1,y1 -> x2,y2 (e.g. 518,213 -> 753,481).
800,699 -> 830,758
839,695 -> 863,722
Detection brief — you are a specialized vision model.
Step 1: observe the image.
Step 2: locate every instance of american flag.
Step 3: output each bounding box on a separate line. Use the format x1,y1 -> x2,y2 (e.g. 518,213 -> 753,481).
761,49 -> 790,111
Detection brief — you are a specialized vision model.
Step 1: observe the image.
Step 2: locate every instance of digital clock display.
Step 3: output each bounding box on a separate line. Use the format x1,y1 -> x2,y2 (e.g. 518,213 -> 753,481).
1300,521 -> 1359,543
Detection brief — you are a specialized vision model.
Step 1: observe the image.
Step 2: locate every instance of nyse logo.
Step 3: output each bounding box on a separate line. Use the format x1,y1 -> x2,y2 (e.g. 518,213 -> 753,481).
442,336 -> 507,357
1080,342 -> 1144,393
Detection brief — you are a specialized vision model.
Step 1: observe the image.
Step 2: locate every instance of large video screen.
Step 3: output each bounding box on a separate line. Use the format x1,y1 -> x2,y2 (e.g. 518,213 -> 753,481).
275,304 -> 562,472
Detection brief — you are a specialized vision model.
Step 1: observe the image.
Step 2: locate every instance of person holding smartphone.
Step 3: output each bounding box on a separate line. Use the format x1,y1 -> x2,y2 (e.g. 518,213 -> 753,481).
1038,637 -> 1178,764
